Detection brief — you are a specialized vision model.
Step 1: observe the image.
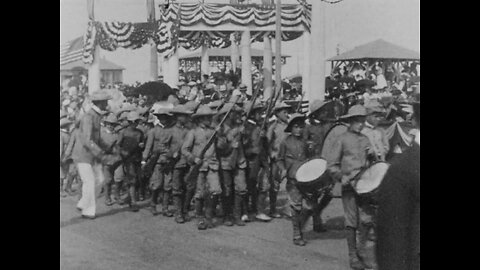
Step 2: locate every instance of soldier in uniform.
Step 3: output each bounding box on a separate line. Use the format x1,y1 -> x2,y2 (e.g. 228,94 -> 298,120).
362,101 -> 390,162
117,111 -> 145,212
266,101 -> 292,218
100,114 -> 121,206
181,105 -> 222,230
142,108 -> 174,217
326,105 -> 378,270
136,113 -> 154,202
72,90 -> 112,219
216,103 -> 249,226
303,100 -> 335,232
243,100 -> 272,222
168,105 -> 193,224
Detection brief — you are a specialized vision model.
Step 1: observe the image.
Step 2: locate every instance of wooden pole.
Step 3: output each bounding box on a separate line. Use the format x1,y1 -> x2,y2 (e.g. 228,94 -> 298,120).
263,34 -> 273,100
275,0 -> 282,98
147,0 -> 158,81
87,0 -> 100,94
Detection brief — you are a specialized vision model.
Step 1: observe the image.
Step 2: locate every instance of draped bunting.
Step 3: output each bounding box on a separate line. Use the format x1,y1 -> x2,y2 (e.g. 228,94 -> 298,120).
82,3 -> 311,63
382,121 -> 413,148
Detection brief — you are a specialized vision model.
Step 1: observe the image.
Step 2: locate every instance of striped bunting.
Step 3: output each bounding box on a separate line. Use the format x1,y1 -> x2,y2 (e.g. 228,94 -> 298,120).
60,37 -> 84,66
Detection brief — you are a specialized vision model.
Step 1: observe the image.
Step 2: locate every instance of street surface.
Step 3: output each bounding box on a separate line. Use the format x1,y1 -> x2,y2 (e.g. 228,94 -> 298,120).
60,183 -> 364,270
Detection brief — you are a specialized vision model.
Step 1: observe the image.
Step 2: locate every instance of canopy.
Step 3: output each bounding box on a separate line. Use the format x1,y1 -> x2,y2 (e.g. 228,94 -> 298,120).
328,39 -> 420,62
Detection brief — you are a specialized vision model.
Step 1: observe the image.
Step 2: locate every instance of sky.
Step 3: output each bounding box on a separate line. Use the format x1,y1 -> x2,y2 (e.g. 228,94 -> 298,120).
60,0 -> 420,83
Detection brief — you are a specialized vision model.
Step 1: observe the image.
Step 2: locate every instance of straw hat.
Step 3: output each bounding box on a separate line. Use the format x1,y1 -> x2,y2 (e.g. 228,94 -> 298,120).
284,113 -> 306,132
104,114 -> 119,125
89,90 -> 112,101
339,105 -> 367,120
309,100 -> 328,116
273,101 -> 292,112
365,100 -> 385,114
192,105 -> 217,118
127,111 -> 141,122
60,118 -> 73,128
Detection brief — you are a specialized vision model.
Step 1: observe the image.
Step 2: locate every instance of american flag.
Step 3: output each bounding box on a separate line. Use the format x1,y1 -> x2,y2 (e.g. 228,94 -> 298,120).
60,37 -> 84,66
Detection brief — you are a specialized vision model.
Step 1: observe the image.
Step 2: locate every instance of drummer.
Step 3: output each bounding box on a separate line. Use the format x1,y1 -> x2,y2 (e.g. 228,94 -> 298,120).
278,113 -> 314,246
362,101 -> 390,162
326,105 -> 377,270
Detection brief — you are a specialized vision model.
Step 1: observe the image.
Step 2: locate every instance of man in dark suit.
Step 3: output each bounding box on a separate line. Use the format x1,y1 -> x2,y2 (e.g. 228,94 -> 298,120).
376,101 -> 420,270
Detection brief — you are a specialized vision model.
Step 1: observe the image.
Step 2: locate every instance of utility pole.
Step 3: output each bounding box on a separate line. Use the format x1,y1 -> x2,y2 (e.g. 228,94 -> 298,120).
275,0 -> 282,98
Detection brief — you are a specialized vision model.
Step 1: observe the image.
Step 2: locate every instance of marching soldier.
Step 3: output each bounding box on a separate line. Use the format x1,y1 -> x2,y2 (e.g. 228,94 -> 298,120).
266,101 -> 292,218
168,105 -> 194,224
216,102 -> 249,226
100,114 -> 121,206
243,100 -> 272,222
117,111 -> 145,212
142,108 -> 174,217
326,105 -> 378,270
181,105 -> 222,230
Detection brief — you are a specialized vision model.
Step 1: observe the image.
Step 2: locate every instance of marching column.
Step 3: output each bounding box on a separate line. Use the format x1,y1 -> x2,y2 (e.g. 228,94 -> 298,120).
309,0 -> 327,101
201,44 -> 210,77
240,29 -> 253,95
263,34 -> 273,100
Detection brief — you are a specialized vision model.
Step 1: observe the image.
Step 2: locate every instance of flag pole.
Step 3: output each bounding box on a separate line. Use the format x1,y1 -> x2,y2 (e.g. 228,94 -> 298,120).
147,0 -> 158,81
275,0 -> 282,99
87,0 -> 100,94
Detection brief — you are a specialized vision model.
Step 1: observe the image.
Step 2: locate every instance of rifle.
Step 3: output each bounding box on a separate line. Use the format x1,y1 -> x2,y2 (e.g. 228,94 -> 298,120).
184,95 -> 241,184
260,85 -> 282,132
244,82 -> 262,120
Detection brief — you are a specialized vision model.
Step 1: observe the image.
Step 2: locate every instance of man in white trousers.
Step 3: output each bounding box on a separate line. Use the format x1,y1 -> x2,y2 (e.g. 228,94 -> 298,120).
72,90 -> 112,219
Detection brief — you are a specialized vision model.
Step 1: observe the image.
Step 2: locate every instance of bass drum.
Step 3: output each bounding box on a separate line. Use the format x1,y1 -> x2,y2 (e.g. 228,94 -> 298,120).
320,122 -> 349,197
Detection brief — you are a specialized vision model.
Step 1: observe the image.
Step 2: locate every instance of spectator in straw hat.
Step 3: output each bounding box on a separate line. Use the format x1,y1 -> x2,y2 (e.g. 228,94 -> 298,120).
266,101 -> 292,218
326,104 -> 377,269
181,105 -> 220,230
116,111 -> 145,212
71,89 -> 112,219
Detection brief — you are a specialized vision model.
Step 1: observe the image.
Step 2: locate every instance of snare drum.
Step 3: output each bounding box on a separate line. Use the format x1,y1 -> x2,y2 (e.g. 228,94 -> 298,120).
294,158 -> 334,197
352,162 -> 390,203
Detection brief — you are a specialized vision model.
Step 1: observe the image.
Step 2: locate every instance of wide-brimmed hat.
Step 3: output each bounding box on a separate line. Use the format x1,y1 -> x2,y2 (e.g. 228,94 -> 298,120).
184,101 -> 200,113
309,100 -> 328,116
365,100 -> 385,115
192,105 -> 217,118
207,100 -> 223,109
273,101 -> 292,112
170,105 -> 193,115
104,114 -> 119,125
218,102 -> 242,115
239,83 -> 247,91
339,105 -> 367,120
284,113 -> 306,132
151,102 -> 174,115
188,81 -> 196,86
60,118 -> 73,128
89,90 -> 112,101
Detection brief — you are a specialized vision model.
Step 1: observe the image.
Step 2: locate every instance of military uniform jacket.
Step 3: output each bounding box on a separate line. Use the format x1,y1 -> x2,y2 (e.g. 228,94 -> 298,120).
100,126 -> 120,166
181,125 -> 218,171
169,123 -> 189,168
117,126 -> 144,162
216,124 -> 247,170
326,130 -> 372,182
303,121 -> 333,158
278,134 -> 309,179
243,120 -> 264,159
142,125 -> 171,164
266,119 -> 289,160
72,108 -> 104,164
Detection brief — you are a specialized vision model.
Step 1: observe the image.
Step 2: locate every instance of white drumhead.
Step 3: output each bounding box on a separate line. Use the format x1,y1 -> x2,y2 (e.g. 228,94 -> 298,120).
295,159 -> 327,183
355,162 -> 390,194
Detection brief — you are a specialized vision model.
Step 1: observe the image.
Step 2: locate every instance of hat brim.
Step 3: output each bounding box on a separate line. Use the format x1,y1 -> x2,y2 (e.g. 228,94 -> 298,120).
284,116 -> 306,132
339,113 -> 367,120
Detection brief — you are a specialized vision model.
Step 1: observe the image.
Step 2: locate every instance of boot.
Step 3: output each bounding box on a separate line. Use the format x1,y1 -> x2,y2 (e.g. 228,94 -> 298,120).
205,195 -> 216,229
162,191 -> 174,217
195,199 -> 207,230
138,179 -> 146,201
357,224 -> 377,269
346,227 -> 366,270
149,189 -> 160,216
291,209 -> 306,246
269,191 -> 281,218
183,188 -> 195,217
241,196 -> 250,222
111,183 -> 120,204
255,192 -> 272,221
233,194 -> 246,226
173,195 -> 185,223
128,185 -> 139,212
312,210 -> 327,233
117,182 -> 126,205
222,196 -> 233,226
105,182 -> 114,206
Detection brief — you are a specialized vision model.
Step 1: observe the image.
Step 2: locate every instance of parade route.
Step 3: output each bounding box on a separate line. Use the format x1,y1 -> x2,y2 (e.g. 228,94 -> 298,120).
60,192 -> 354,270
